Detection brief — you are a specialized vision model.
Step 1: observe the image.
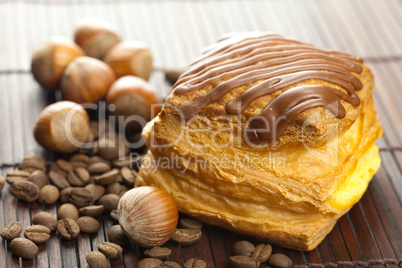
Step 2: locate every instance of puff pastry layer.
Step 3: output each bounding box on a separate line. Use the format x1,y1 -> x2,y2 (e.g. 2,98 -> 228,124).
136,32 -> 382,251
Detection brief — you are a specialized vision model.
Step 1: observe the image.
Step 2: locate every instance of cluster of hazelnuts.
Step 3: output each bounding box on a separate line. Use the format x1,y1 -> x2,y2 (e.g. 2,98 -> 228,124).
30,18 -> 163,154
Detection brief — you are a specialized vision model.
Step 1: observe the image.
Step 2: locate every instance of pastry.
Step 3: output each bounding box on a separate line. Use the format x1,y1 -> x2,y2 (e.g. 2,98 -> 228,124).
136,32 -> 382,251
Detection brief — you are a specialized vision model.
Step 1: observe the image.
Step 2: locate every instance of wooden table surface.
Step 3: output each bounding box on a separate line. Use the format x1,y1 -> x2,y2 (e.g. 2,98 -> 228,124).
0,0 -> 401,267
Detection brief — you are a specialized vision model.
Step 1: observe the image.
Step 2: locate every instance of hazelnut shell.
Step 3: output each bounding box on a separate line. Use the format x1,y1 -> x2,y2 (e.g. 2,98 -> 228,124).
31,36 -> 85,91
33,101 -> 90,153
117,186 -> 178,248
74,18 -> 120,60
104,41 -> 153,80
61,56 -> 116,104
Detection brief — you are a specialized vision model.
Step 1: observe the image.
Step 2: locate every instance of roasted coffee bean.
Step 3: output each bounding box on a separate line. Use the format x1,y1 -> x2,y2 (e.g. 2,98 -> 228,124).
121,167 -> 137,186
106,182 -> 121,195
108,225 -> 129,246
49,170 -> 70,189
70,154 -> 90,164
70,161 -> 87,168
67,168 -> 90,186
164,68 -> 182,85
50,162 -> 67,177
232,241 -> 255,257
10,180 -> 40,202
85,184 -> 105,201
57,203 -> 79,220
79,205 -> 105,218
144,247 -> 172,259
268,253 -> 292,268
60,187 -> 74,203
137,258 -> 163,268
118,185 -> 130,197
180,218 -> 203,230
87,162 -> 111,174
10,237 -> 39,259
23,155 -> 46,166
18,159 -> 46,172
88,155 -> 111,166
55,159 -> 74,173
1,221 -> 22,240
229,256 -> 260,268
183,258 -> 206,268
98,136 -> 129,161
98,241 -> 123,259
171,229 -> 202,246
39,185 -> 60,204
0,175 -> 5,190
94,169 -> 119,185
160,261 -> 182,268
6,170 -> 30,185
32,211 -> 57,231
27,170 -> 47,188
98,194 -> 120,213
112,158 -> 131,168
86,251 -> 108,268
69,187 -> 94,208
251,243 -> 272,263
24,225 -> 51,244
110,209 -> 119,222
76,216 -> 100,233
57,218 -> 80,240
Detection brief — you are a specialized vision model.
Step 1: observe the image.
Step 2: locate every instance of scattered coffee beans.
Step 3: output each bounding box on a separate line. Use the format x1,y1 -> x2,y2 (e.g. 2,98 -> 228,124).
32,211 -> 57,231
57,218 -> 80,240
251,243 -> 272,263
57,203 -> 79,220
94,169 -> 119,185
98,193 -> 120,213
232,240 -> 255,257
137,258 -> 163,268
10,237 -> 39,259
86,251 -> 108,268
268,253 -> 293,268
144,247 -> 171,259
110,209 -> 119,222
180,218 -> 203,230
38,185 -> 60,204
76,216 -> 100,233
27,170 -> 47,188
24,225 -> 51,244
171,228 -> 202,246
85,184 -> 105,201
229,255 -> 260,268
79,205 -> 105,218
60,187 -> 74,203
6,170 -> 30,185
183,258 -> 207,268
10,180 -> 40,202
67,168 -> 90,186
69,187 -> 94,208
87,162 -> 111,174
49,170 -> 71,190
108,225 -> 129,246
120,166 -> 137,186
161,261 -> 182,268
0,221 -> 22,241
98,241 -> 123,259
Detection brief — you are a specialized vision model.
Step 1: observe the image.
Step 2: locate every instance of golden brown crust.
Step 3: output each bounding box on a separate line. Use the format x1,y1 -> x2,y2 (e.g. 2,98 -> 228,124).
136,33 -> 382,250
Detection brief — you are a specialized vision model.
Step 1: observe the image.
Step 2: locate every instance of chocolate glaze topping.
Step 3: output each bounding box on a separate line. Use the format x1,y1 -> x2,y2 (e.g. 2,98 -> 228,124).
172,32 -> 364,141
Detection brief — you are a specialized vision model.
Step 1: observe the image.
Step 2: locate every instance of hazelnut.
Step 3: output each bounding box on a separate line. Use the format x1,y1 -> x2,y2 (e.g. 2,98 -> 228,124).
31,36 -> 85,91
104,41 -> 153,80
33,101 -> 90,153
106,76 -> 162,132
74,18 -> 120,60
117,186 -> 178,248
61,57 -> 116,104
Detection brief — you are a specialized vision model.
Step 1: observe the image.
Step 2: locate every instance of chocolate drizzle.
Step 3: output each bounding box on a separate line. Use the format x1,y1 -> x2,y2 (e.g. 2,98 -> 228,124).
172,32 -> 364,141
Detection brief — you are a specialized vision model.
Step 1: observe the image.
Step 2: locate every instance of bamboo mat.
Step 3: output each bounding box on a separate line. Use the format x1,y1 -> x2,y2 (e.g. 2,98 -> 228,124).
0,0 -> 401,267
